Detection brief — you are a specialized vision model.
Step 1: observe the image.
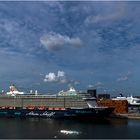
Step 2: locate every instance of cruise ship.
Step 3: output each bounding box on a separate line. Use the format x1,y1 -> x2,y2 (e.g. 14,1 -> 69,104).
0,85 -> 114,119
112,94 -> 140,107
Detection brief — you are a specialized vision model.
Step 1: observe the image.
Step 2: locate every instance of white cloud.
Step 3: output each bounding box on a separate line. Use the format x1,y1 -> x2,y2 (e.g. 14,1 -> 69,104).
95,82 -> 103,87
85,13 -> 121,25
67,80 -> 80,88
117,71 -> 132,82
84,3 -> 125,26
39,73 -> 44,76
69,80 -> 80,86
127,71 -> 132,76
40,32 -> 82,51
88,84 -> 94,88
74,81 -> 80,85
45,1 -> 64,13
44,72 -> 57,82
44,70 -> 80,85
88,82 -> 103,88
117,76 -> 128,82
57,70 -> 65,77
44,70 -> 67,83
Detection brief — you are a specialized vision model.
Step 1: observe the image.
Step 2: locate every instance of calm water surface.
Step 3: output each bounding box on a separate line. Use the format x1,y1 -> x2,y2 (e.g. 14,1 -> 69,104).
0,117 -> 140,139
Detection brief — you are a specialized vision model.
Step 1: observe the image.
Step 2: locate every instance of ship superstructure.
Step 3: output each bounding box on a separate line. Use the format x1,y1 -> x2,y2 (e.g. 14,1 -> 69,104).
58,87 -> 78,96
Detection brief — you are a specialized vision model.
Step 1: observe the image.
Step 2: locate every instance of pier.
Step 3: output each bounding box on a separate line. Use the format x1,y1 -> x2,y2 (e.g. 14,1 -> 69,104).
116,113 -> 140,119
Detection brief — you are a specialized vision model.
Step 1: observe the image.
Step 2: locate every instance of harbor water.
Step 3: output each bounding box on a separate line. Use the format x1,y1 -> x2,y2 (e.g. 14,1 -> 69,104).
0,117 -> 140,139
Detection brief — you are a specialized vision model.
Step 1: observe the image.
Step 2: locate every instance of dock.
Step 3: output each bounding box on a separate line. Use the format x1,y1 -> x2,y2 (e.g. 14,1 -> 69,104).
110,113 -> 140,119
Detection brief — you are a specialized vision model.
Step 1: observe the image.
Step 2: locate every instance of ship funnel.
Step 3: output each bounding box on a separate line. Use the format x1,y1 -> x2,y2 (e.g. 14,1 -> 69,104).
7,84 -> 24,96
10,84 -> 18,92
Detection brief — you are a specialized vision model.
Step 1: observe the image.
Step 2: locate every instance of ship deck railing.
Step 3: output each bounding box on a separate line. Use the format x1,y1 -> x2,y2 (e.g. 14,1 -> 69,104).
0,94 -> 91,99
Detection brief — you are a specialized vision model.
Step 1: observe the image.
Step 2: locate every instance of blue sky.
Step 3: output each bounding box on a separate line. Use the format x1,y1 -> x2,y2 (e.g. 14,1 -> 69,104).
0,1 -> 140,95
